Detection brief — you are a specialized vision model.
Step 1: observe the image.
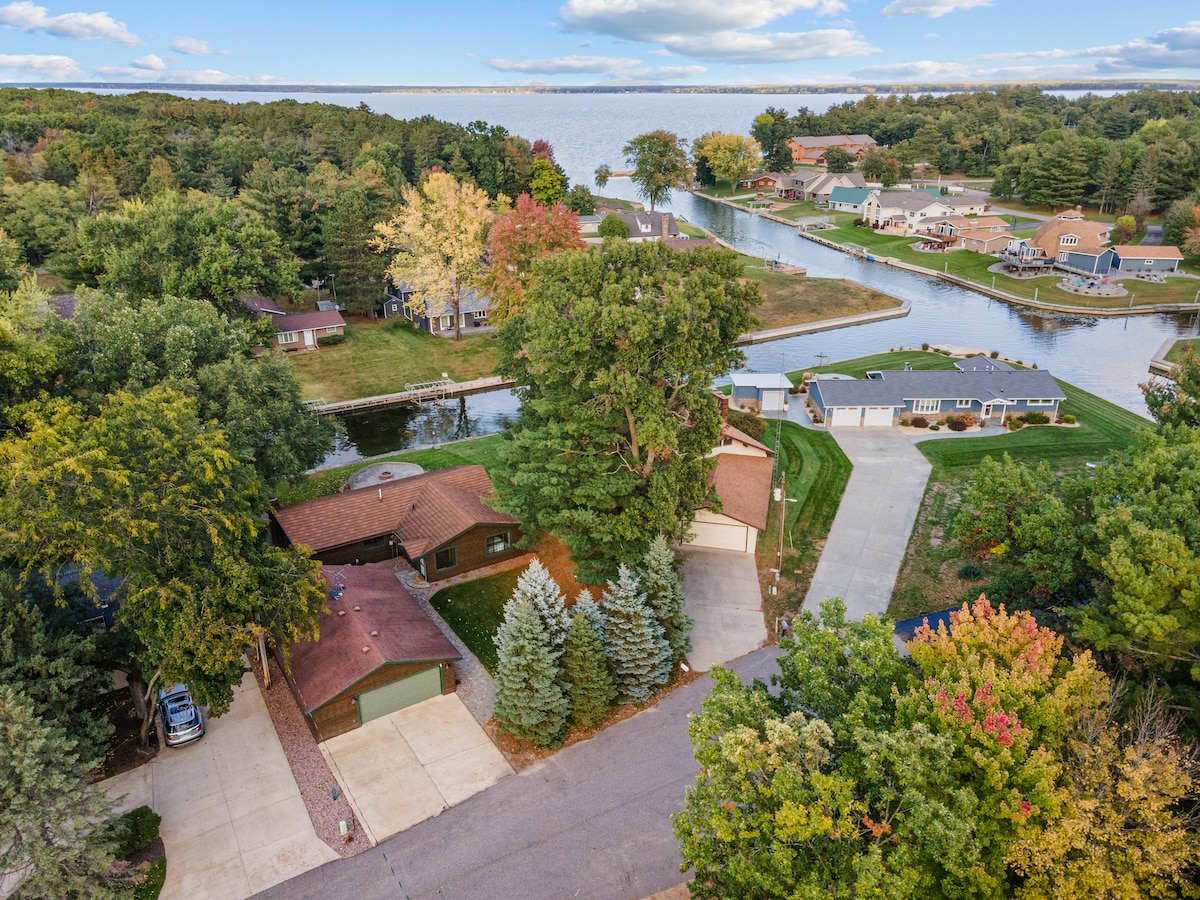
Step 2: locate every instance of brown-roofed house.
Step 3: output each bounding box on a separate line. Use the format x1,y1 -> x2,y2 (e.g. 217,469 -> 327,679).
270,309 -> 346,351
1110,244 -> 1184,274
286,562 -> 461,739
685,423 -> 775,553
269,465 -> 523,580
786,134 -> 877,165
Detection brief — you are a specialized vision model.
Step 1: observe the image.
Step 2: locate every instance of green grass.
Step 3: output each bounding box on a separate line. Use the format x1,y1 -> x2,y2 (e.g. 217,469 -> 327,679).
677,222 -> 709,238
756,420 -> 852,627
430,571 -> 517,673
798,349 -> 961,382
272,434 -> 505,506
1166,339 -> 1200,364
287,318 -> 500,402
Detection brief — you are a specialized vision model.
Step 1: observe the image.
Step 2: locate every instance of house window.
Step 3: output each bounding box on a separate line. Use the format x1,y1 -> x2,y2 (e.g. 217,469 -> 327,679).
1144,260 -> 1154,267
362,535 -> 390,551
473,310 -> 488,320
325,326 -> 339,334
956,399 -> 972,409
913,399 -> 939,414
485,532 -> 511,557
1060,236 -> 1079,247
1026,399 -> 1055,407
440,315 -> 453,330
1058,252 -> 1068,261
278,331 -> 299,344
434,547 -> 457,571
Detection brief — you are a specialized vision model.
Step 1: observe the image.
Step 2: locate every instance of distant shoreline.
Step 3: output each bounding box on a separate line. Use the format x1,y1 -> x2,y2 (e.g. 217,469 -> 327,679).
3,80 -> 1199,96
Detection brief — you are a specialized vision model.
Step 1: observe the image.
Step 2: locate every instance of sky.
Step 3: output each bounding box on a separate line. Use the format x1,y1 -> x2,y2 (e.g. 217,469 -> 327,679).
0,0 -> 1198,87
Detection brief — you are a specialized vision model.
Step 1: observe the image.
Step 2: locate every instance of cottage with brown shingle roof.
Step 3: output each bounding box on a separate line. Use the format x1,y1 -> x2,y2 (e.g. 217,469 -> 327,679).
684,423 -> 775,554
269,465 -> 523,580
1003,206 -> 1113,274
286,562 -> 461,739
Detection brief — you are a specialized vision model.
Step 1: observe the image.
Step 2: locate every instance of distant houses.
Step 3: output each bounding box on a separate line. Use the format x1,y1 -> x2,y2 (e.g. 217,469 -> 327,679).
786,134 -> 877,165
861,190 -> 986,233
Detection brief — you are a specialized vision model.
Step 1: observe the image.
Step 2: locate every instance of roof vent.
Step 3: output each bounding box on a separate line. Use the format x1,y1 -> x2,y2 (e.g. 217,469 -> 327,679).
337,610 -> 346,617
362,646 -> 369,653
353,605 -> 361,611
370,630 -> 379,637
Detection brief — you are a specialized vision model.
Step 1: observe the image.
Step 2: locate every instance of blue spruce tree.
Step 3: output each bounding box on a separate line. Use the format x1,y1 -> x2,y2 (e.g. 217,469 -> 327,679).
493,598 -> 568,747
601,565 -> 671,703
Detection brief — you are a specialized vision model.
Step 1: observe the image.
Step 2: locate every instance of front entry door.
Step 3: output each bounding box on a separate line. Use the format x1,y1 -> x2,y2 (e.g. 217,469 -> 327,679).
982,403 -> 993,418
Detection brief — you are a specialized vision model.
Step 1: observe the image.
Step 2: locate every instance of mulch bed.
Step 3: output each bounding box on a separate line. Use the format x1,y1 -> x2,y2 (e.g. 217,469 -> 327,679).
88,688 -> 158,782
251,650 -> 368,858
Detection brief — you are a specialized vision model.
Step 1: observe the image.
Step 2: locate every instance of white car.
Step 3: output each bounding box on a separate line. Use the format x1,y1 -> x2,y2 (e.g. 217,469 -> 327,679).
159,684 -> 205,747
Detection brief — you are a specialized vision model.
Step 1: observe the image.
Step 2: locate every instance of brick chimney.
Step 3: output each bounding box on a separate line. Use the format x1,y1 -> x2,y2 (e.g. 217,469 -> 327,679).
712,390 -> 730,421
662,214 -> 671,237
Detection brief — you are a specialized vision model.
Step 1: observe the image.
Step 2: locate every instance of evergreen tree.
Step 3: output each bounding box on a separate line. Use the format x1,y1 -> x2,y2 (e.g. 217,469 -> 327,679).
639,534 -> 692,661
601,565 -> 671,704
493,599 -> 568,747
573,589 -> 605,648
511,560 -> 570,654
324,187 -> 389,318
560,611 -> 617,731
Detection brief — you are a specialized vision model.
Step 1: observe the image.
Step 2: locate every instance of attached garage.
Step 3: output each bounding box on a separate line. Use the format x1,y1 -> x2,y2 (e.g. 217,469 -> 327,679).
827,406 -> 862,427
863,406 -> 894,427
686,453 -> 774,554
287,562 -> 461,740
687,514 -> 756,554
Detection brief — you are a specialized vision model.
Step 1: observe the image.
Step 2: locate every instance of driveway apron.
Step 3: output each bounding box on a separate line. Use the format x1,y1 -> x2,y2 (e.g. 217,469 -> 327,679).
804,428 -> 931,620
677,547 -> 767,671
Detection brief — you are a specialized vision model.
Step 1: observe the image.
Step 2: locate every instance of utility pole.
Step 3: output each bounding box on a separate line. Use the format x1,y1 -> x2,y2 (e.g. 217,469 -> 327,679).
776,470 -> 787,573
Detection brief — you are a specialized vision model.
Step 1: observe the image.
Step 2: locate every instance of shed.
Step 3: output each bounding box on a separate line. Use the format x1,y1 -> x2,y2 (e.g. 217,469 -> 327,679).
286,562 -> 461,740
729,372 -> 792,413
1110,245 -> 1183,274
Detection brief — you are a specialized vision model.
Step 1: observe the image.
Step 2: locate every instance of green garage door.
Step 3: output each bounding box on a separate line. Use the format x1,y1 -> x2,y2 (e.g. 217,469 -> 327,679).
357,667 -> 443,725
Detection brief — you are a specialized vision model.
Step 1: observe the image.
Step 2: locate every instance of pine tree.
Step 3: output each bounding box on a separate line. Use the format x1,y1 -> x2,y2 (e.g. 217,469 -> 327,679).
601,565 -> 672,704
639,534 -> 692,662
493,599 -> 568,748
560,612 -> 617,731
573,589 -> 604,646
511,560 -> 570,655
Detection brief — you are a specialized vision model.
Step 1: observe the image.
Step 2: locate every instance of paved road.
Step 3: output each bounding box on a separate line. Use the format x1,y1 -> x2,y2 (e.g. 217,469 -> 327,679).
1142,224 -> 1164,246
804,429 -> 931,620
254,648 -> 783,900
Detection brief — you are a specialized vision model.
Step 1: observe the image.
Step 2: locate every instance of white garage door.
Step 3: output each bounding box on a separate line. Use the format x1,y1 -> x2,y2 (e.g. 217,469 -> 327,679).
761,389 -> 786,412
828,406 -> 863,427
863,406 -> 894,427
687,520 -> 752,553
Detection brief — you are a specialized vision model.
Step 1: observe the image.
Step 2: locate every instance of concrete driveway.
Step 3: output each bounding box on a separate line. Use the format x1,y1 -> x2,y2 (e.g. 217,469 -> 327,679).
319,693 -> 513,844
677,547 -> 767,671
804,428 -> 931,620
102,672 -> 338,900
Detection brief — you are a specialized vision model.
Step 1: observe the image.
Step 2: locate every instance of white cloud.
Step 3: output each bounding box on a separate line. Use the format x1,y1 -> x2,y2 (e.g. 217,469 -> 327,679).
0,51 -> 81,77
616,64 -> 708,79
91,64 -> 287,84
924,33 -> 941,39
486,54 -> 642,74
850,59 -> 974,80
665,28 -> 876,61
169,35 -> 231,56
0,1 -> 139,44
881,0 -> 991,18
561,0 -> 846,40
130,53 -> 164,71
1100,20 -> 1200,71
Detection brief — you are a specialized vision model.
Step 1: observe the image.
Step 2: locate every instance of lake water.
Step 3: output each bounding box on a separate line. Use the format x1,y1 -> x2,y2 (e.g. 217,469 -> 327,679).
141,88 -> 1180,463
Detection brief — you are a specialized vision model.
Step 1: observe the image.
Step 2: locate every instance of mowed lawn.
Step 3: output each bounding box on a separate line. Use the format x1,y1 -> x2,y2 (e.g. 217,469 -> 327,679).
287,318 -> 501,402
750,274 -> 903,330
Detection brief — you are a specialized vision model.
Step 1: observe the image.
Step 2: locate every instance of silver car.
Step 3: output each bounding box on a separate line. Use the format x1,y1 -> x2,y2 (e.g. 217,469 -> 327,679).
159,684 -> 205,747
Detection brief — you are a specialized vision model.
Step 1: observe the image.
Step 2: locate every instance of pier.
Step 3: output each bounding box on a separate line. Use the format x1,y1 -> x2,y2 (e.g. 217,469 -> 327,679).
307,375 -> 514,415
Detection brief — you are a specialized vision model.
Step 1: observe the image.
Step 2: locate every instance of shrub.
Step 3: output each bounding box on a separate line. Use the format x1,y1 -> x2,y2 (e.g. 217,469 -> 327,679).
1063,414 -> 1077,424
958,563 -> 984,580
728,409 -> 768,441
961,414 -> 976,427
1024,411 -> 1049,425
1008,419 -> 1024,431
899,417 -> 911,427
317,333 -> 346,346
113,806 -> 161,858
911,416 -> 928,428
946,418 -> 967,432
929,423 -> 941,431
598,214 -> 630,239
990,350 -> 999,358
921,342 -> 930,351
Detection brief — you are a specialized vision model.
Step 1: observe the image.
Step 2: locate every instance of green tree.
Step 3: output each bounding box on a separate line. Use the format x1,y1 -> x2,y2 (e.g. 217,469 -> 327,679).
560,611 -> 616,730
823,146 -> 856,173
702,133 -> 763,194
750,108 -> 794,174
562,184 -> 596,215
529,156 -> 566,206
493,598 -> 569,747
0,277 -> 65,432
71,191 -> 301,313
484,193 -> 582,323
323,187 -> 389,317
1161,197 -> 1199,249
373,172 -> 492,341
596,213 -> 629,239
622,131 -> 690,212
1112,214 -> 1136,244
638,534 -> 691,662
510,560 -> 570,654
0,685 -> 120,899
690,133 -> 718,189
0,179 -> 85,266
600,566 -> 671,703
0,228 -> 24,292
495,241 -> 758,581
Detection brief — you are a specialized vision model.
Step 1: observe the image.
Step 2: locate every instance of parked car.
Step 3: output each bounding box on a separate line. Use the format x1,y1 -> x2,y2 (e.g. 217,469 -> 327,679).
159,684 -> 204,747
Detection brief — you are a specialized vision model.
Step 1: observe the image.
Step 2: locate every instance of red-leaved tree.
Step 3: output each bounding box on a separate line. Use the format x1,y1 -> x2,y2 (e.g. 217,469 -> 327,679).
485,193 -> 583,323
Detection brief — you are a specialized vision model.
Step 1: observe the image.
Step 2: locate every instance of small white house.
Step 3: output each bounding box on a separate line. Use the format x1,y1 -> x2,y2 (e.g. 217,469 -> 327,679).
729,372 -> 792,413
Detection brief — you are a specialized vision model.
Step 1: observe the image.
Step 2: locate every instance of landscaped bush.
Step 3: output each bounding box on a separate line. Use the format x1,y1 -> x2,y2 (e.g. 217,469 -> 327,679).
946,418 -> 968,432
728,409 -> 768,441
1024,411 -> 1050,425
990,350 -> 1000,358
317,333 -> 346,346
899,417 -> 911,427
921,343 -> 930,351
113,806 -> 161,858
1063,414 -> 1077,424
961,414 -> 976,427
911,416 -> 929,428
958,563 -> 984,581
929,423 -> 940,431
1008,419 -> 1025,430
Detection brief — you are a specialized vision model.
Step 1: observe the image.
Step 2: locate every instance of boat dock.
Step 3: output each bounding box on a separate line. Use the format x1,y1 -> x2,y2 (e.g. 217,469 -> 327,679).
307,375 -> 515,415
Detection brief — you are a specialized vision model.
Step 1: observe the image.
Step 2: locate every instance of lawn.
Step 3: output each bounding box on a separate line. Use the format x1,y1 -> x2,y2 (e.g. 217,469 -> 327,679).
798,348 -> 961,381
1165,339 -> 1200,364
888,379 -> 1150,621
430,534 -> 583,674
272,433 -> 505,506
287,317 -> 501,402
749,275 -> 903,330
754,420 -> 852,630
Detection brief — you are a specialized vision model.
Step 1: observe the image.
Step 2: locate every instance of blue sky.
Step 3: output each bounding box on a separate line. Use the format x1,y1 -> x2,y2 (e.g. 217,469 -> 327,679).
0,0 -> 1198,86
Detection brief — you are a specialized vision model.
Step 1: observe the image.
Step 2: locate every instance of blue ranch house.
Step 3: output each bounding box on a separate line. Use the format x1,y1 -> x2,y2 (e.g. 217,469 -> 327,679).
809,358 -> 1064,428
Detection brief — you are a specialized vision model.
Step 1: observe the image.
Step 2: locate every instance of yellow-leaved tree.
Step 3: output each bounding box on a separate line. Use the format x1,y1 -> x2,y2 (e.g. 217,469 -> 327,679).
372,171 -> 492,341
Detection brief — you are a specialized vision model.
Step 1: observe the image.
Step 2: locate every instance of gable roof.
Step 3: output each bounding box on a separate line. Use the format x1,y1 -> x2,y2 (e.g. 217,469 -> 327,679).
1029,214 -> 1110,255
1111,244 -> 1184,260
874,191 -> 950,213
958,228 -> 1016,244
388,286 -> 492,316
271,465 -> 518,556
274,309 -> 345,332
730,372 -> 792,390
955,356 -> 1014,373
617,212 -> 679,237
814,367 -> 1063,408
709,454 -> 774,531
719,422 -> 775,455
789,134 -> 876,149
244,296 -> 287,318
828,186 -> 873,205
288,562 -> 460,713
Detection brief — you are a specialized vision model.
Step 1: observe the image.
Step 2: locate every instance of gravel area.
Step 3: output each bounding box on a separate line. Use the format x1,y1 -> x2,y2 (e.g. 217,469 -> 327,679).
251,652 -> 368,857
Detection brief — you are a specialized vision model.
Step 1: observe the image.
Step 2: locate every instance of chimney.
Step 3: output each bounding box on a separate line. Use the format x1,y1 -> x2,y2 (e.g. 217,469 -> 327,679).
662,214 -> 671,237
713,390 -> 730,421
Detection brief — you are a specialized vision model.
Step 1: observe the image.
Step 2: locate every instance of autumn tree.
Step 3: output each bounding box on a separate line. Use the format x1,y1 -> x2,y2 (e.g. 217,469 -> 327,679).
484,193 -> 582,322
698,133 -> 762,194
1142,348 -> 1200,428
373,172 -> 492,341
623,131 -> 690,212
495,240 -> 758,581
529,156 -> 566,206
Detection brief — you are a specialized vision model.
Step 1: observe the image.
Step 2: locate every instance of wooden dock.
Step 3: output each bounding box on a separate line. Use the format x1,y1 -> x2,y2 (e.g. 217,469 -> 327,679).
308,375 -> 514,415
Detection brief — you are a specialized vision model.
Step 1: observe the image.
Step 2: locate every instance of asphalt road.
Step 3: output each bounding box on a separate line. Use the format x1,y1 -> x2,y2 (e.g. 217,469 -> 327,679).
254,647 -> 783,900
